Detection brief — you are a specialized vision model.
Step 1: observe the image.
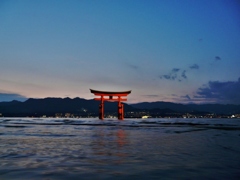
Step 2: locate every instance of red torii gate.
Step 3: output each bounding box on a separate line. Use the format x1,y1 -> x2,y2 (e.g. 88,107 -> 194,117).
90,89 -> 131,120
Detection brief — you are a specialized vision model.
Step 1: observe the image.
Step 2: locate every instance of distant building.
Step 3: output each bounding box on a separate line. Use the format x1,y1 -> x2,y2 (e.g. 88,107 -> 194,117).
142,115 -> 150,119
55,113 -> 62,118
65,113 -> 71,118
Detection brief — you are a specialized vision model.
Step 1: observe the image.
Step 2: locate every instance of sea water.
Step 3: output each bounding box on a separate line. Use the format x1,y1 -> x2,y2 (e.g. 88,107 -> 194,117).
0,118 -> 240,179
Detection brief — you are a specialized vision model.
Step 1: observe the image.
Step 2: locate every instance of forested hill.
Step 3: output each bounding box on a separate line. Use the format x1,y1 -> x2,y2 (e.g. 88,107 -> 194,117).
0,98 -> 239,117
130,101 -> 240,114
0,97 -> 135,116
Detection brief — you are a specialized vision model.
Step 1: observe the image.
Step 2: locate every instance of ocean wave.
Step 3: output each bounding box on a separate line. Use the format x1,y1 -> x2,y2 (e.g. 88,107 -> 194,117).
0,118 -> 240,131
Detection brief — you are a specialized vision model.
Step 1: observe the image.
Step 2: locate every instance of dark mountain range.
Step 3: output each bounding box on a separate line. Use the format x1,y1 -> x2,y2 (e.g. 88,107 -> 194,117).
131,101 -> 240,114
0,98 -> 239,117
0,97 -> 135,117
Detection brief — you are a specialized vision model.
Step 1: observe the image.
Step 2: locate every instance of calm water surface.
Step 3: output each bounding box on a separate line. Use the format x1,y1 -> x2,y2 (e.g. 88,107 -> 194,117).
0,118 -> 240,179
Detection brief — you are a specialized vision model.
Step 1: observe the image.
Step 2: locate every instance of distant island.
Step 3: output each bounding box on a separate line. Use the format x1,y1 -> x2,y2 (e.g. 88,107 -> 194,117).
0,97 -> 239,118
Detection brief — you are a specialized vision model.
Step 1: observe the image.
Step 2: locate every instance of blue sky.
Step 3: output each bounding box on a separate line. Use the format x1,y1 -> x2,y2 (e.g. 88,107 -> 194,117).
0,0 -> 240,104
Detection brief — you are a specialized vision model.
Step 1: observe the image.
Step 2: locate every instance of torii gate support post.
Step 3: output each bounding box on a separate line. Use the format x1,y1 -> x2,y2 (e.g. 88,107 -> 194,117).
118,96 -> 124,120
99,96 -> 104,120
90,89 -> 131,120
118,102 -> 122,120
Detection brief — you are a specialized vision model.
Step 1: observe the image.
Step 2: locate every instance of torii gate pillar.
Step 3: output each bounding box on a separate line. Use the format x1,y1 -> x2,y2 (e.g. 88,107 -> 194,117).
90,89 -> 131,120
99,97 -> 104,119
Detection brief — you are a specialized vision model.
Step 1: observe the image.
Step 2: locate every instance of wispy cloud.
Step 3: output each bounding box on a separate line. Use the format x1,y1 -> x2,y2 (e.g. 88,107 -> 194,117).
181,95 -> 191,100
159,68 -> 181,81
126,63 -> 139,70
159,64 -> 199,82
215,56 -> 221,61
172,68 -> 180,72
142,95 -> 160,98
189,64 -> 199,69
210,56 -> 222,65
181,70 -> 187,79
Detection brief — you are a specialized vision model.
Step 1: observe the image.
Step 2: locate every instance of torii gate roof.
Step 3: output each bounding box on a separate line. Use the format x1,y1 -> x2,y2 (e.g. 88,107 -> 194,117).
90,89 -> 131,96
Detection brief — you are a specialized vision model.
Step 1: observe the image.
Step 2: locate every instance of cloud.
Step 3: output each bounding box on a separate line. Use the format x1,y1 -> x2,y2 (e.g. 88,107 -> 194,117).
210,56 -> 222,66
172,68 -> 180,72
189,64 -> 199,69
195,77 -> 240,104
160,63 -> 201,82
181,95 -> 191,100
159,68 -> 180,81
0,92 -> 27,102
143,95 -> 160,98
160,68 -> 189,81
215,56 -> 221,61
163,74 -> 177,80
127,63 -> 139,70
181,70 -> 187,79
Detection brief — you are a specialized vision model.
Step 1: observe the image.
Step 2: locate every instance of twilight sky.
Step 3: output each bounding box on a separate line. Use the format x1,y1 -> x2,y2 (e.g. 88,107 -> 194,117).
0,0 -> 240,104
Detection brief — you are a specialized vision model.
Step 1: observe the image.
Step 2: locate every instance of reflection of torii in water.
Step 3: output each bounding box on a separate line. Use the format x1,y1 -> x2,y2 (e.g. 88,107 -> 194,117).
91,128 -> 128,165
90,89 -> 131,120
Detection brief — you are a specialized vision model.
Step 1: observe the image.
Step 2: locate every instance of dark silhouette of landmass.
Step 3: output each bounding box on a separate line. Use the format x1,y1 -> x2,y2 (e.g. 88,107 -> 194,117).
0,98 -> 239,117
131,101 -> 240,114
0,98 -> 135,117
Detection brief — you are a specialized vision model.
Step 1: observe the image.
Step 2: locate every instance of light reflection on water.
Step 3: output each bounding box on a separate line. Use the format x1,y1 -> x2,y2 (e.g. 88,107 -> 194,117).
0,118 -> 240,179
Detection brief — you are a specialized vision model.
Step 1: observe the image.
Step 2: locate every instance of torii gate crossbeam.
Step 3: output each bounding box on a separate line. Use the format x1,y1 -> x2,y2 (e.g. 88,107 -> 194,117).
90,89 -> 131,120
